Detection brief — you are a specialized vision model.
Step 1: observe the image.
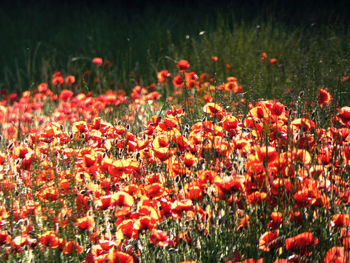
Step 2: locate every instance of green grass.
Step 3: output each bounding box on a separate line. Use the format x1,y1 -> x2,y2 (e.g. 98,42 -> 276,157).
1,3 -> 349,106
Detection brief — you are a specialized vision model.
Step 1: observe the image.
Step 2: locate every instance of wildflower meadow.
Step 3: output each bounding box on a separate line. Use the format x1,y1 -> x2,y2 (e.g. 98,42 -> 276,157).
0,53 -> 349,262
1,1 -> 350,262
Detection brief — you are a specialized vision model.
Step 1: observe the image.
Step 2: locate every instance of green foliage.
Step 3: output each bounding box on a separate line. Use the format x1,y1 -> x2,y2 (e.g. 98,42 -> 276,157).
0,5 -> 349,105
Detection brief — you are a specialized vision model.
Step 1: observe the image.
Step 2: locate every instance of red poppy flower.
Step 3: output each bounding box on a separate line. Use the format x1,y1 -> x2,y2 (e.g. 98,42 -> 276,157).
258,230 -> 281,252
267,212 -> 284,229
214,175 -> 245,193
318,88 -> 331,107
153,135 -> 171,161
324,246 -> 349,263
247,191 -> 267,205
39,231 -> 60,248
149,229 -> 173,247
63,240 -> 83,254
261,52 -> 268,62
184,183 -> 204,201
134,216 -> 157,232
0,230 -> 11,245
37,83 -> 48,93
270,58 -> 277,65
291,118 -> 315,132
117,219 -> 138,239
52,75 -> 64,85
138,201 -> 161,221
339,107 -> 350,121
177,59 -> 190,71
12,234 -> 37,251
329,214 -> 350,227
293,188 -> 319,208
249,106 -> 270,120
92,57 -> 103,66
75,216 -> 95,232
96,195 -> 113,210
65,75 -> 75,85
203,102 -> 225,116
285,232 -> 318,254
111,191 -> 134,207
222,114 -> 238,131
107,248 -> 135,263
157,70 -> 172,83
171,199 -> 194,217
256,145 -> 278,163
238,258 -> 264,263
166,105 -> 183,117
173,74 -> 184,87
144,183 -> 166,198
59,89 -> 74,102
342,76 -> 349,82
181,152 -> 198,168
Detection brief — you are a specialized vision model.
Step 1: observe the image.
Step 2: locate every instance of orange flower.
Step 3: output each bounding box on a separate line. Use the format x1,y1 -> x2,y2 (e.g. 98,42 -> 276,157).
293,188 -> 319,208
211,56 -> 218,61
40,186 -> 59,202
237,215 -> 250,230
249,105 -> 270,120
96,195 -> 113,210
318,88 -> 331,107
239,258 -> 264,263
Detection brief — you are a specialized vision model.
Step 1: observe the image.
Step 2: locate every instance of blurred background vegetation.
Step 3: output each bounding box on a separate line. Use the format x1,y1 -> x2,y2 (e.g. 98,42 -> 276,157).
0,0 -> 349,105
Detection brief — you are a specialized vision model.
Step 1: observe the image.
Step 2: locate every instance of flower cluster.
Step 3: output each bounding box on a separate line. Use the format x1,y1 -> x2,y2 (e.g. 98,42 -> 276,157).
0,57 -> 349,262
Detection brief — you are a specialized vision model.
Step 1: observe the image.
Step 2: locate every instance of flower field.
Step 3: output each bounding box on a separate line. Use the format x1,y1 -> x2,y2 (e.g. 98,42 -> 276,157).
0,56 -> 350,263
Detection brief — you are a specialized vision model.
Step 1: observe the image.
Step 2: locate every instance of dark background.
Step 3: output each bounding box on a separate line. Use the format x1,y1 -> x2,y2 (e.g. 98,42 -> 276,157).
2,0 -> 350,25
0,0 -> 349,96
